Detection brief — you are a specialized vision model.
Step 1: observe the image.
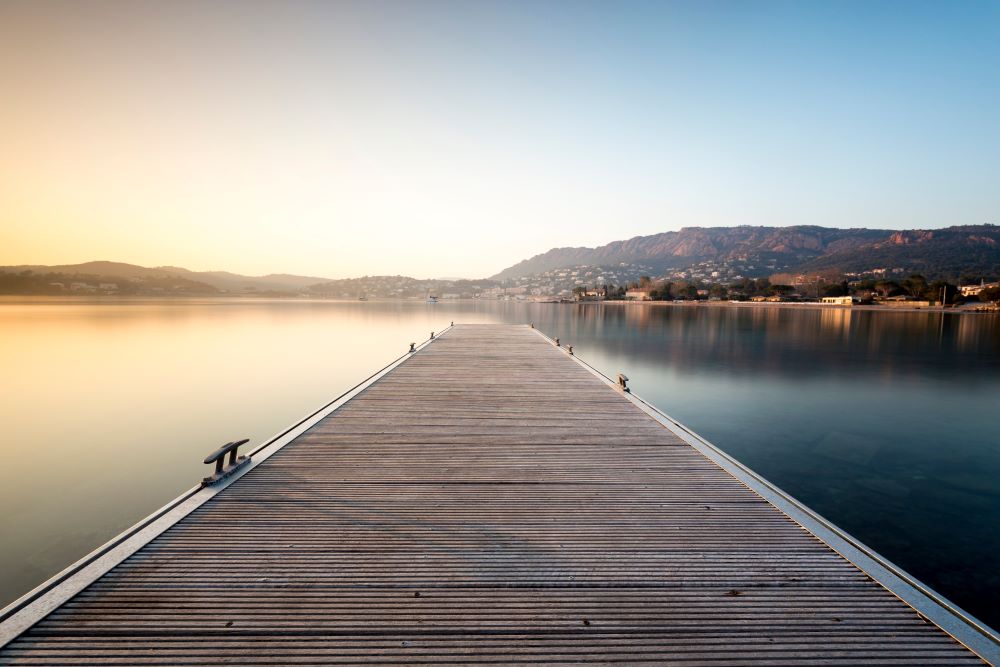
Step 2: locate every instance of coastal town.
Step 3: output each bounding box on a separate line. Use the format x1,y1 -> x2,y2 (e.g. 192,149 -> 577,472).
3,261 -> 998,311
306,262 -> 999,308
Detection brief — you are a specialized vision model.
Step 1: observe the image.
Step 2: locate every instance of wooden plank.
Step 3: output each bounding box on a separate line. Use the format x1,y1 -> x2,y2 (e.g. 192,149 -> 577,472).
0,324 -> 990,664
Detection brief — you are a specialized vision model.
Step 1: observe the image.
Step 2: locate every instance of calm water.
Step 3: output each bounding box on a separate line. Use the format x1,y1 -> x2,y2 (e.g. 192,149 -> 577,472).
1,298 -> 998,629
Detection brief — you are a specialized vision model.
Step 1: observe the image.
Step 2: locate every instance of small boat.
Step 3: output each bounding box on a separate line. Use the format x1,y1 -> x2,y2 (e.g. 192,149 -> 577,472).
426,295 -> 438,304
358,295 -> 368,301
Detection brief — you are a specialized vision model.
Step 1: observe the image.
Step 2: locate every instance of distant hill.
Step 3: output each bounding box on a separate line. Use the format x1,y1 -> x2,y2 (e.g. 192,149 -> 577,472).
0,261 -> 498,299
155,267 -> 332,293
0,261 -> 333,294
493,225 -> 1000,281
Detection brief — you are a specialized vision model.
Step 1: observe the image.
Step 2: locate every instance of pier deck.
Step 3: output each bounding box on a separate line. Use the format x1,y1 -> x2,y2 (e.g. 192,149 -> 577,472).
0,324 -> 993,664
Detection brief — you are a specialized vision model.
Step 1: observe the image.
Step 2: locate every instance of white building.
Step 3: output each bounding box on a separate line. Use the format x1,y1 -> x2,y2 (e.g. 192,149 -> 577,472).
959,281 -> 999,297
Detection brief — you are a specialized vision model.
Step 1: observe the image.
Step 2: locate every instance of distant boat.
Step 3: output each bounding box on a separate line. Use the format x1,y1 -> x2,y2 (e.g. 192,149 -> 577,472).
358,295 -> 368,301
426,295 -> 438,304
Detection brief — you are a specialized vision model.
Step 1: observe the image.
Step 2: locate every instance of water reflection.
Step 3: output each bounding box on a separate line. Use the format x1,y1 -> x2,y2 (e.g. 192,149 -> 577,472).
538,304 -> 1000,384
1,298 -> 998,630
527,303 -> 1000,630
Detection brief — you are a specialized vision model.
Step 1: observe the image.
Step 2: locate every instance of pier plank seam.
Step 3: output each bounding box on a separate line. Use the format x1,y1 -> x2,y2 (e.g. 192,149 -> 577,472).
0,324 -> 991,665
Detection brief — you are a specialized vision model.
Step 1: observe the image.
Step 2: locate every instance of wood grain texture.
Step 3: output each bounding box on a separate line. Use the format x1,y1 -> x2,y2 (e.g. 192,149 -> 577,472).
1,324 -> 983,665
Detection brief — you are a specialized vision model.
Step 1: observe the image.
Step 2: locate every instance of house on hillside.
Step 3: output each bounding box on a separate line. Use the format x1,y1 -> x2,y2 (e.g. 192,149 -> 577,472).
959,281 -> 999,297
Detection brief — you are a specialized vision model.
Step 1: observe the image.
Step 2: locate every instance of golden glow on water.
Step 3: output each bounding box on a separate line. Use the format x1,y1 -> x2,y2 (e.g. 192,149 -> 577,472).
0,299 -> 468,601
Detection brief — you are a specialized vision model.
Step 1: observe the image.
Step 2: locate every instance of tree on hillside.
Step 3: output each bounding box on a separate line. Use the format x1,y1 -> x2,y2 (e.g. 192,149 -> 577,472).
903,274 -> 928,299
874,280 -> 901,298
821,281 -> 849,297
980,285 -> 1000,303
752,278 -> 771,296
927,281 -> 959,305
670,281 -> 697,300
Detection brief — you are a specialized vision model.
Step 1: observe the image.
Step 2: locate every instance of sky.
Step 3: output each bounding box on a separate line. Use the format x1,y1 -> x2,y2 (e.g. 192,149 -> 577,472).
1,1 -> 998,279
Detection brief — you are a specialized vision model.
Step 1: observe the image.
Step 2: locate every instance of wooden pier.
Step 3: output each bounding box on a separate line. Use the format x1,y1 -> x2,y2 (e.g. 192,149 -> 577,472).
1,324 -> 996,664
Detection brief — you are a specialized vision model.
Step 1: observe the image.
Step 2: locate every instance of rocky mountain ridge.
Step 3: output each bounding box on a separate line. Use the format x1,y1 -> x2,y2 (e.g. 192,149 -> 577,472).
493,225 -> 1000,281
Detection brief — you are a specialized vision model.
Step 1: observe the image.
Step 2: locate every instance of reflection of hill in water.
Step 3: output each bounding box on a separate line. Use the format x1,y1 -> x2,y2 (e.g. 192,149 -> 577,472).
539,306 -> 1000,382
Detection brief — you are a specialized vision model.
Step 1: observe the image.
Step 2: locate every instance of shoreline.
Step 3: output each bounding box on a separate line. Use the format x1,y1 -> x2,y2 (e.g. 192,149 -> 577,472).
587,300 -> 1000,315
0,294 -> 997,315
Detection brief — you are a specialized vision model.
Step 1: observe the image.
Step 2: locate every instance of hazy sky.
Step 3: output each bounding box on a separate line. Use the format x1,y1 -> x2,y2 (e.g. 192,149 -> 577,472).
1,1 -> 998,279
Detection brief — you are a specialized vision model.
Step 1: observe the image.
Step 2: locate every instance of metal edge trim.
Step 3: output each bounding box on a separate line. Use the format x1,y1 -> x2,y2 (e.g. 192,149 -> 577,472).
0,324 -> 453,648
528,324 -> 999,664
